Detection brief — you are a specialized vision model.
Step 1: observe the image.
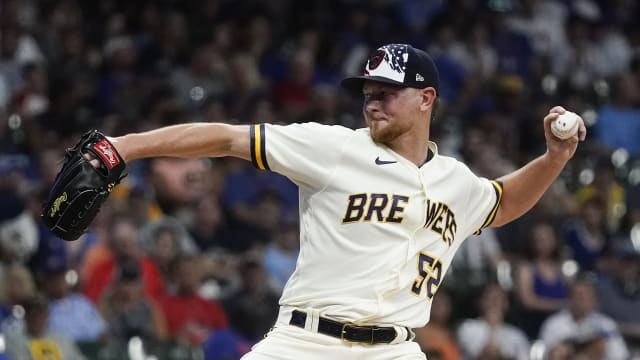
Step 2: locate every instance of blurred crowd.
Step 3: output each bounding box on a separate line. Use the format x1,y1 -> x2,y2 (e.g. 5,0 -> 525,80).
0,0 -> 639,359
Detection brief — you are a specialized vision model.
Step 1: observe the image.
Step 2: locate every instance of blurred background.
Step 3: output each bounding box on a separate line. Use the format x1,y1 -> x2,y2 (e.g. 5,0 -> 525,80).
0,0 -> 639,359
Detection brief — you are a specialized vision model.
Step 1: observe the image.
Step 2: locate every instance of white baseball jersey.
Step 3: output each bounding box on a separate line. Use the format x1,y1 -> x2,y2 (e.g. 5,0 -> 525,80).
249,122 -> 502,328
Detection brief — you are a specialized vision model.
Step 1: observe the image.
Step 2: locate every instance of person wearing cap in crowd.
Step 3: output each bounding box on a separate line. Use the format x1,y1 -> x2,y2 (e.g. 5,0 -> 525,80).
42,262 -> 107,343
595,238 -> 640,351
98,260 -> 168,344
89,43 -> 586,359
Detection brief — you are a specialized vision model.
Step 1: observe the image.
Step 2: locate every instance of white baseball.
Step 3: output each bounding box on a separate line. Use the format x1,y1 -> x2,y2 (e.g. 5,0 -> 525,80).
551,111 -> 580,140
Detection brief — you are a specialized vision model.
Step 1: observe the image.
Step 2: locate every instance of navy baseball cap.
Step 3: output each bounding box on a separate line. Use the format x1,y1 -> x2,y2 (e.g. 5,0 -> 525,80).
341,44 -> 440,95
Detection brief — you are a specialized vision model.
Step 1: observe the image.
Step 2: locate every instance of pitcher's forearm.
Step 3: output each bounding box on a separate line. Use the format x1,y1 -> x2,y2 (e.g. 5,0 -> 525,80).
110,123 -> 251,162
492,152 -> 566,226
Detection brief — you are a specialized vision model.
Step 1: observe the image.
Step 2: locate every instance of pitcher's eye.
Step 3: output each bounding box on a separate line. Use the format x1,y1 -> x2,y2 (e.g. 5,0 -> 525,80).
363,91 -> 387,101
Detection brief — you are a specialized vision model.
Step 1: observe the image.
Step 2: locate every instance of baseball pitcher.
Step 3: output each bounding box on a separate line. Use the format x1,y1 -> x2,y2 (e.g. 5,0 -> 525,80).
43,44 -> 586,359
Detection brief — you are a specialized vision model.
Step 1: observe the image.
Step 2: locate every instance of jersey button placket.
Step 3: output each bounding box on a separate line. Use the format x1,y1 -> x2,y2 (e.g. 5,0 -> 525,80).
410,169 -> 430,249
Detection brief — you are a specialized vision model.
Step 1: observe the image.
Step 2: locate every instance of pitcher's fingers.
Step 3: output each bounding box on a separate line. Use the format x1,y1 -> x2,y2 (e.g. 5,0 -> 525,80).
578,120 -> 587,141
543,111 -> 560,126
83,153 -> 101,168
549,106 -> 567,114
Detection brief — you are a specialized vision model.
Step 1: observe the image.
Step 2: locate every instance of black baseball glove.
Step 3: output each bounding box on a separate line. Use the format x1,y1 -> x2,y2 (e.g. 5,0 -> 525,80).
42,130 -> 126,241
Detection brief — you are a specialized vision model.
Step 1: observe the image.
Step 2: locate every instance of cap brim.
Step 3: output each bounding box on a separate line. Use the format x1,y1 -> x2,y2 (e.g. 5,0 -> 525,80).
340,76 -> 404,95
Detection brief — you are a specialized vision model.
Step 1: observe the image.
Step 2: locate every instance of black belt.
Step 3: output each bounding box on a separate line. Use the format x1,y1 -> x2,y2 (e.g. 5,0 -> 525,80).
289,310 -> 407,344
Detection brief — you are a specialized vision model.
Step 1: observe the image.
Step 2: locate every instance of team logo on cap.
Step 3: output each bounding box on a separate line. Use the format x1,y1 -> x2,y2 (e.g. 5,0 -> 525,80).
368,50 -> 386,70
363,44 -> 409,83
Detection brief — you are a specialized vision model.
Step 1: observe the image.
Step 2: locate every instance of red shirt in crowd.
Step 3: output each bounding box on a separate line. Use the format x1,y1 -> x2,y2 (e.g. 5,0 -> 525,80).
83,257 -> 165,303
159,294 -> 229,345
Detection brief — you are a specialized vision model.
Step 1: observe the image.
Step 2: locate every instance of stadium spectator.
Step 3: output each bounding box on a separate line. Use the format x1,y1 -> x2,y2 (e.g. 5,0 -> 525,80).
223,253 -> 280,343
43,265 -> 107,342
159,255 -> 228,346
575,156 -> 627,232
82,215 -> 164,303
595,239 -> 640,351
263,216 -> 299,292
594,73 -> 640,157
99,260 -> 168,342
139,216 -> 197,278
514,220 -> 569,339
0,263 -> 36,331
188,195 -> 233,252
5,293 -> 86,360
414,290 -> 461,360
457,284 -> 530,360
539,277 -> 629,360
561,196 -> 613,272
449,227 -> 505,316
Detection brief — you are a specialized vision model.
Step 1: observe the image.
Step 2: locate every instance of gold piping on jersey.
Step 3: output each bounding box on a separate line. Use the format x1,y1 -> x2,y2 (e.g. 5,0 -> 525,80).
250,124 -> 270,170
475,180 -> 504,234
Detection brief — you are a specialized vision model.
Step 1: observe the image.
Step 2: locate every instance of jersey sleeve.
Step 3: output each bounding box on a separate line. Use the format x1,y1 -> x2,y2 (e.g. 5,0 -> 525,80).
457,166 -> 503,237
249,122 -> 353,189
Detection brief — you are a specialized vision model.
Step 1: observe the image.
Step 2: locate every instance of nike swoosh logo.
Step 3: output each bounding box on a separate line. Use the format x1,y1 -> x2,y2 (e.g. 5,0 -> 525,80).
375,156 -> 397,165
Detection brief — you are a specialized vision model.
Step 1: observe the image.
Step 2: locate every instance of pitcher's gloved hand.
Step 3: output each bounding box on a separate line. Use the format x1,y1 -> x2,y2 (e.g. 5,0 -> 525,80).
42,130 -> 126,241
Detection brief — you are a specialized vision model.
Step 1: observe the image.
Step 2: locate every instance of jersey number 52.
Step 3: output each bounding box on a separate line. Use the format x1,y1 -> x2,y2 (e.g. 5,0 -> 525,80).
411,252 -> 443,299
